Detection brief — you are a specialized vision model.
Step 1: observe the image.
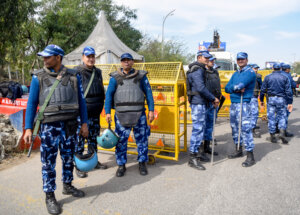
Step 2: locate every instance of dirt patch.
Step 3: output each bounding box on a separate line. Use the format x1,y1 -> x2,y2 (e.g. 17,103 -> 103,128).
0,151 -> 39,171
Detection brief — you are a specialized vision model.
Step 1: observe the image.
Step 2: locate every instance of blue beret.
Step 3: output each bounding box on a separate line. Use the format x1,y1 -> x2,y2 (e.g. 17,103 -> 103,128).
83,46 -> 95,56
120,53 -> 133,61
209,57 -> 216,61
252,64 -> 260,69
37,44 -> 65,57
237,52 -> 248,59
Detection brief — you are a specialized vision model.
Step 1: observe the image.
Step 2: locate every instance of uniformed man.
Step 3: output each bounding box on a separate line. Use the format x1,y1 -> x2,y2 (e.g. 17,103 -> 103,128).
104,53 -> 154,177
225,52 -> 256,167
281,63 -> 296,137
186,51 -> 220,170
260,63 -> 293,144
203,56 -> 222,156
23,44 -> 88,215
74,46 -> 107,178
250,64 -> 262,138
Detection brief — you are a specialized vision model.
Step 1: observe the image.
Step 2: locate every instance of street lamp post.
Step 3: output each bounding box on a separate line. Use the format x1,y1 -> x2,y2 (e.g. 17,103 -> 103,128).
161,9 -> 175,57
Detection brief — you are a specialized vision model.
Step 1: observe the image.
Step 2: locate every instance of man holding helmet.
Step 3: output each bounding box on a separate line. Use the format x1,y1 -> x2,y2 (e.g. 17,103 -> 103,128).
24,44 -> 88,215
74,46 -> 107,178
105,53 -> 154,177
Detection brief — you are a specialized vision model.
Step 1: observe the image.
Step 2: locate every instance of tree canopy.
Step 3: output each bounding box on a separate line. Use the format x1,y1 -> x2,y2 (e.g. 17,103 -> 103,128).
138,36 -> 194,64
0,0 -> 192,83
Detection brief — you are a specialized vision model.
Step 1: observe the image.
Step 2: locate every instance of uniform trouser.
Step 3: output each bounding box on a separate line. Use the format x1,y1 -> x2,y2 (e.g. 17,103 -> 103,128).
114,112 -> 150,166
267,97 -> 287,134
190,104 -> 206,153
75,116 -> 100,155
40,121 -> 76,193
230,102 -> 254,152
250,97 -> 259,129
203,104 -> 218,141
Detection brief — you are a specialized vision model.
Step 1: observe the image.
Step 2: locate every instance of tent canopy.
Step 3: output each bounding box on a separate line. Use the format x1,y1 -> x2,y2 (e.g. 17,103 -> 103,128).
63,12 -> 144,65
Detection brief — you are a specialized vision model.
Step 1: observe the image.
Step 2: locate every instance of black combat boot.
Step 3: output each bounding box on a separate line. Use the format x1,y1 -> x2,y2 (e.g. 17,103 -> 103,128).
116,165 -> 126,177
139,162 -> 148,176
45,192 -> 61,215
76,169 -> 87,178
203,140 -> 218,156
242,151 -> 255,167
94,161 -> 108,169
197,144 -> 210,162
62,183 -> 85,197
228,145 -> 243,159
252,128 -> 261,138
188,153 -> 205,170
275,126 -> 280,134
270,133 -> 277,143
285,130 -> 294,137
278,130 -> 288,144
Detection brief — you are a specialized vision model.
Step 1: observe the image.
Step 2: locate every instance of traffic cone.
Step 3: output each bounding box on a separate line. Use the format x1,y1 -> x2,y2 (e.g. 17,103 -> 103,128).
156,138 -> 164,147
157,92 -> 165,101
128,135 -> 134,142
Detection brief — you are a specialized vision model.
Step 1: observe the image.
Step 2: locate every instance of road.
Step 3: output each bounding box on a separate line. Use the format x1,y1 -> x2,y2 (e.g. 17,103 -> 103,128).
1,98 -> 300,215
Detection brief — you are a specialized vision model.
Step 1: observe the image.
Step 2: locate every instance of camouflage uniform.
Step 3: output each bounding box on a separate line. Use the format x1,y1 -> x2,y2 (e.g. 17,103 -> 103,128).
40,121 -> 77,192
114,112 -> 150,165
250,97 -> 259,129
230,103 -> 254,151
203,104 -> 218,141
190,104 -> 207,153
75,117 -> 100,155
267,97 -> 287,133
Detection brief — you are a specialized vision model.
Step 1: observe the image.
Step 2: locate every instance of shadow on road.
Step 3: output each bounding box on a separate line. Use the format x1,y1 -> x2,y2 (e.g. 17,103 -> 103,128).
59,152 -> 189,207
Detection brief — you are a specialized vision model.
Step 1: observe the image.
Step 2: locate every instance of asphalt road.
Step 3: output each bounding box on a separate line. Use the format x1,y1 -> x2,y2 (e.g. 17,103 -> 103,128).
1,98 -> 300,215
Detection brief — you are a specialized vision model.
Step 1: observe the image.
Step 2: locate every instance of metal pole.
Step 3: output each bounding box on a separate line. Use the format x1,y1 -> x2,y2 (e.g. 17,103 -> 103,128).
161,9 -> 175,57
237,93 -> 243,150
211,107 -> 217,165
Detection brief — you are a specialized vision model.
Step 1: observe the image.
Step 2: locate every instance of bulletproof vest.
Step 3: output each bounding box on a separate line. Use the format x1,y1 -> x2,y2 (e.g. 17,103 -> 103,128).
34,66 -> 79,123
76,66 -> 105,117
205,68 -> 221,98
253,73 -> 261,98
186,63 -> 204,103
110,69 -> 147,127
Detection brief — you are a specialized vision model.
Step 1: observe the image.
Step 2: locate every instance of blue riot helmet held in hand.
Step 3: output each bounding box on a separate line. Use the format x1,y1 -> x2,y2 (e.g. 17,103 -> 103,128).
74,145 -> 98,172
97,122 -> 120,149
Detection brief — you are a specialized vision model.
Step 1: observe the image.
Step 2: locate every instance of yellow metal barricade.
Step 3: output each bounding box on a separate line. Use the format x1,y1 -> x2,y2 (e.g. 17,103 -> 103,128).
80,62 -> 188,163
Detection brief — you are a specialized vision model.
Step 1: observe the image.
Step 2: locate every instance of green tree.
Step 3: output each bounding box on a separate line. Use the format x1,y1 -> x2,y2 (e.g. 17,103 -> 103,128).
36,0 -> 142,54
138,36 -> 194,64
292,62 -> 300,75
0,0 -> 37,67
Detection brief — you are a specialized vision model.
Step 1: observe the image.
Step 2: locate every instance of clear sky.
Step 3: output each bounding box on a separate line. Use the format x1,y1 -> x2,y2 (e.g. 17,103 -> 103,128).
115,0 -> 300,68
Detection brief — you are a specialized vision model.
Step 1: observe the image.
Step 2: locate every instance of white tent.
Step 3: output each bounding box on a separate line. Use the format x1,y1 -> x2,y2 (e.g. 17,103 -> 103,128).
63,13 -> 144,65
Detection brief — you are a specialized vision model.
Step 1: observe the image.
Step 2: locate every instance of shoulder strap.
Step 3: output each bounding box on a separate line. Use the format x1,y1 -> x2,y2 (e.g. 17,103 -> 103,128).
83,68 -> 95,98
32,71 -> 63,136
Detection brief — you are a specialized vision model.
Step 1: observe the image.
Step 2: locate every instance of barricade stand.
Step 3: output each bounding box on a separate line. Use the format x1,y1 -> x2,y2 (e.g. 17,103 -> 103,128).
88,62 -> 187,163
